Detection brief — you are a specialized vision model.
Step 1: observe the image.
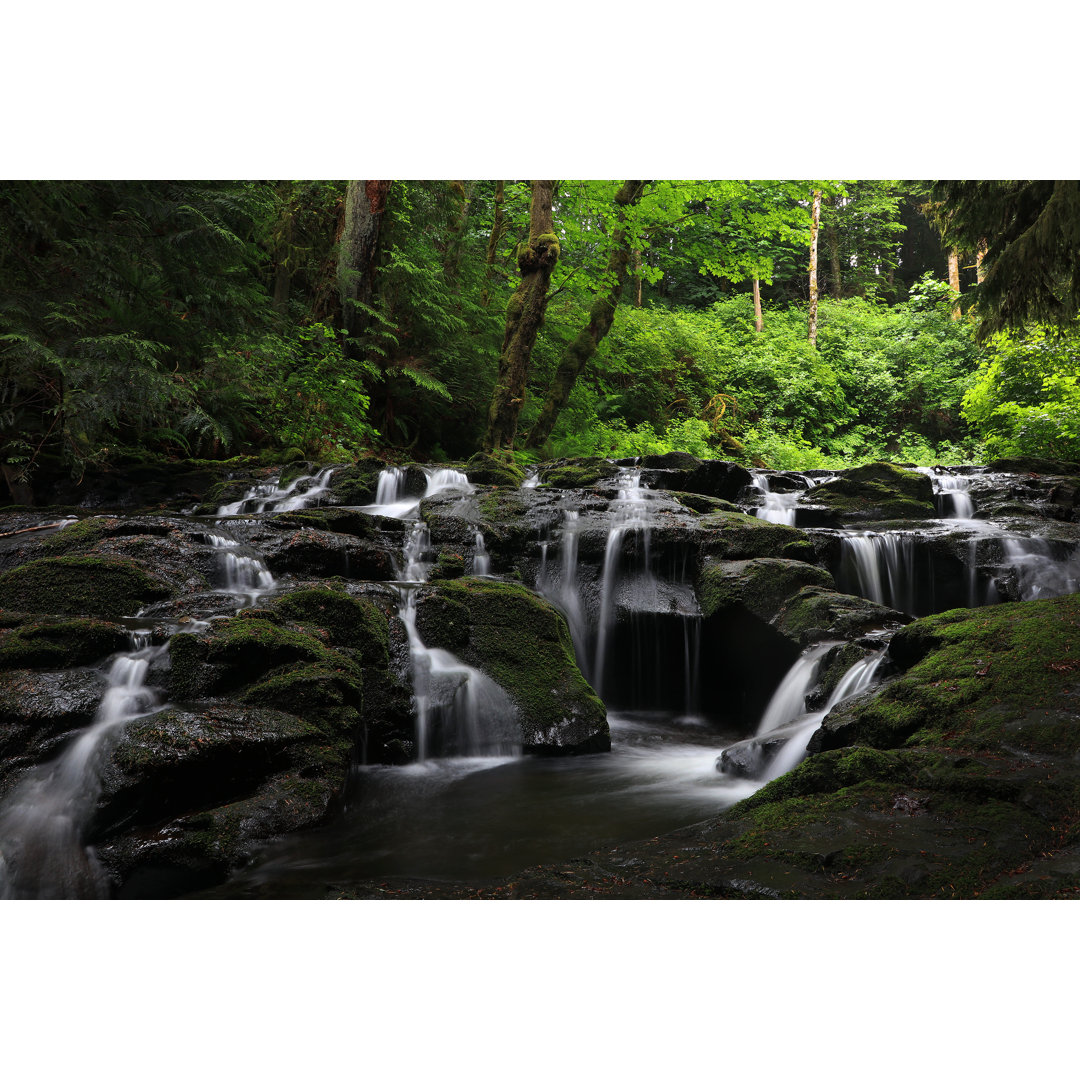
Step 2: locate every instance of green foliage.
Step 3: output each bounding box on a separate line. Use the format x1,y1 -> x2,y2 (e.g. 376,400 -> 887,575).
962,326 -> 1080,460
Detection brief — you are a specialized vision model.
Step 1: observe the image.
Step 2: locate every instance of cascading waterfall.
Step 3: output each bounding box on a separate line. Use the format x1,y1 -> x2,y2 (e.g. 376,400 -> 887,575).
536,506 -> 587,661
751,473 -> 801,526
838,532 -> 916,613
216,466 -> 336,517
472,530 -> 491,576
1000,536 -> 1080,600
207,533 -> 275,605
756,642 -> 837,736
919,467 -> 975,519
377,467 -> 520,761
361,466 -> 472,520
0,632 -> 168,899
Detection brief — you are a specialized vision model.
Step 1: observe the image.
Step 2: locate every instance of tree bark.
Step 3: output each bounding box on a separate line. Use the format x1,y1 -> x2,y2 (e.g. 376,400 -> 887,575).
948,247 -> 961,319
524,180 -> 647,450
808,189 -> 822,347
338,180 -> 392,338
482,181 -> 559,455
976,240 -> 987,283
752,277 -> 764,331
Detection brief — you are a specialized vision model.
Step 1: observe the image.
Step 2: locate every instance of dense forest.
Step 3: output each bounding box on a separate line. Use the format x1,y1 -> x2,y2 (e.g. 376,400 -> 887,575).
2,179 -> 1077,505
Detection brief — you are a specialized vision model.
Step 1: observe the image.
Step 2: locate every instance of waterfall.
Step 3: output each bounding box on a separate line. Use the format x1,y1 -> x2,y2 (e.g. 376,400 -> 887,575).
756,642 -> 836,736
0,633 -> 167,899
361,466 -> 472,520
472,530 -> 491,576
838,532 -> 916,613
919,468 -> 975,519
521,469 -> 540,489
1000,536 -> 1080,600
751,473 -> 801,526
207,533 -> 275,605
388,477 -> 519,761
216,466 -> 336,517
593,468 -> 658,696
536,507 -> 587,661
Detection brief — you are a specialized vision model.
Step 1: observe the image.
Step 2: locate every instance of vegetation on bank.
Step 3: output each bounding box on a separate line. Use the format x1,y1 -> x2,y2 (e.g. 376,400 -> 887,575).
2,180 -> 1077,505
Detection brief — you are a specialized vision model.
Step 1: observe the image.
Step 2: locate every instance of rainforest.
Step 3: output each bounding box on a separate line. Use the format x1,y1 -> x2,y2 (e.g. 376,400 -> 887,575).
1,179 -> 1079,901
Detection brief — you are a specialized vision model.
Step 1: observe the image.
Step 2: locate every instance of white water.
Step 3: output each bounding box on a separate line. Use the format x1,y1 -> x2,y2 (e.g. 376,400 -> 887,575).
756,642 -> 836,736
0,633 -> 168,899
918,467 -> 975,519
360,466 -> 472,520
207,533 -> 276,605
751,473 -> 801,526
839,531 -> 916,612
472,530 -> 492,576
1001,535 -> 1080,600
217,466 -> 336,516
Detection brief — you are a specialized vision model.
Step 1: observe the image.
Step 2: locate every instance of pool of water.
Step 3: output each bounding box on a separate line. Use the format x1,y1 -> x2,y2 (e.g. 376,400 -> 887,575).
192,712 -> 762,898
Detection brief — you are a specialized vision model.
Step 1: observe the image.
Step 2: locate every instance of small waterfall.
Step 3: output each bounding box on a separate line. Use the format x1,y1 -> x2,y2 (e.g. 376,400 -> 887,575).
472,530 -> 491,576
388,478 -> 518,761
594,468 -> 658,696
756,647 -> 887,782
751,473 -> 801,526
521,469 -> 540,489
920,468 -> 975,519
217,466 -> 336,517
537,507 -> 588,661
361,466 -> 472,520
838,532 -> 916,613
207,533 -> 275,605
0,633 -> 167,899
756,642 -> 836,736
394,588 -> 519,761
1000,536 -> 1080,600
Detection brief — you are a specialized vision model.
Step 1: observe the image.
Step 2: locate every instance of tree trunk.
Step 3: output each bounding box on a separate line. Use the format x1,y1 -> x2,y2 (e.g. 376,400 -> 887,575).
338,180 -> 392,338
808,189 -> 821,347
948,247 -> 961,319
826,196 -> 842,298
0,463 -> 34,506
976,240 -> 987,283
752,277 -> 763,332
481,180 -> 507,307
443,181 -> 474,277
271,184 -> 294,314
634,249 -> 643,307
525,180 -> 647,450
482,181 -> 559,455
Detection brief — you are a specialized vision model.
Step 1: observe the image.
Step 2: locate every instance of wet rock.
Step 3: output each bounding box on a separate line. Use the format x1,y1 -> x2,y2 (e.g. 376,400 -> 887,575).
413,578 -> 609,754
464,452 -> 525,487
537,458 -> 622,489
679,460 -> 754,502
0,617 -> 131,670
698,511 -> 817,563
698,557 -> 836,624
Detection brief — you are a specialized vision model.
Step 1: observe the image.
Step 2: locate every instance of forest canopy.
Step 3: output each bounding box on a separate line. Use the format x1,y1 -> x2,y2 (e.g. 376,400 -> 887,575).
2,179 -> 1077,503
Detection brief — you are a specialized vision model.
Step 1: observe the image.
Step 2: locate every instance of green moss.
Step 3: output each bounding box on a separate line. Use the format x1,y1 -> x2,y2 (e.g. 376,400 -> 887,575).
465,452 -> 525,487
0,556 -> 173,618
670,492 -> 742,515
776,585 -> 910,642
272,508 -> 378,538
698,557 -> 835,621
272,586 -> 389,667
240,661 -> 363,735
0,618 -> 130,670
429,552 -> 467,581
539,458 -> 621,488
38,517 -> 111,554
699,511 -> 817,562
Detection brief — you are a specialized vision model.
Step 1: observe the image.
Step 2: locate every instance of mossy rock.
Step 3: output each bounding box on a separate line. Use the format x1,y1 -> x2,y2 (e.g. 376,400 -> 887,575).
414,578 -> 608,753
539,458 -> 621,488
774,585 -> 912,645
272,585 -> 389,666
270,507 -> 379,538
167,615 -> 359,699
0,556 -> 173,618
640,452 -> 702,471
698,511 -> 817,563
464,452 -> 525,487
698,557 -> 835,623
428,551 -> 467,582
0,617 -> 131,670
240,661 -> 363,736
670,492 -> 742,515
987,456 -> 1080,477
325,459 -> 396,506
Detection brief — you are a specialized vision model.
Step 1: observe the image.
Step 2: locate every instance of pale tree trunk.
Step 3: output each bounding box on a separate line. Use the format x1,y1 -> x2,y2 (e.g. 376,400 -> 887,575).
481,180 -> 507,307
482,180 -> 559,455
808,189 -> 822,347
976,240 -> 988,283
948,247 -> 961,319
752,277 -> 763,331
525,180 -> 648,450
338,180 -> 393,338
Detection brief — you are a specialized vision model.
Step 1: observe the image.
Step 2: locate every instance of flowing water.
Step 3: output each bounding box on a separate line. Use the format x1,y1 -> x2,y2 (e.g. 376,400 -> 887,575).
0,633 -> 168,899
216,466 -> 336,516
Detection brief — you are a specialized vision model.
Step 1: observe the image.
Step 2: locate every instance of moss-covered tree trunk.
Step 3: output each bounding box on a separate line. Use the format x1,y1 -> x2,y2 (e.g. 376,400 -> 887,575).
337,180 -> 392,339
482,180 -> 559,456
808,188 -> 821,347
524,180 -> 647,450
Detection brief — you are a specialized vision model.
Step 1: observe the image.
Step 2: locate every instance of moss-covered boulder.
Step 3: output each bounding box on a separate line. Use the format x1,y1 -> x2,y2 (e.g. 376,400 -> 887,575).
271,585 -> 389,664
0,617 -> 131,670
698,557 -> 835,623
669,492 -> 742,515
774,585 -> 912,646
806,463 -> 935,523
679,459 -> 754,502
464,452 -> 525,487
698,511 -> 817,563
987,456 -> 1080,477
539,458 -> 622,489
262,528 -> 394,581
413,578 -> 609,754
0,556 -> 173,618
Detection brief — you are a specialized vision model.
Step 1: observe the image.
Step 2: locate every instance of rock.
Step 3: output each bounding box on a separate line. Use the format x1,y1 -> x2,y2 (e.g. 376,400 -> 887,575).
774,585 -> 911,646
0,617 -> 131,670
464,452 -> 525,487
698,511 -> 817,563
698,557 -> 836,623
413,578 -> 609,754
679,460 -> 754,502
